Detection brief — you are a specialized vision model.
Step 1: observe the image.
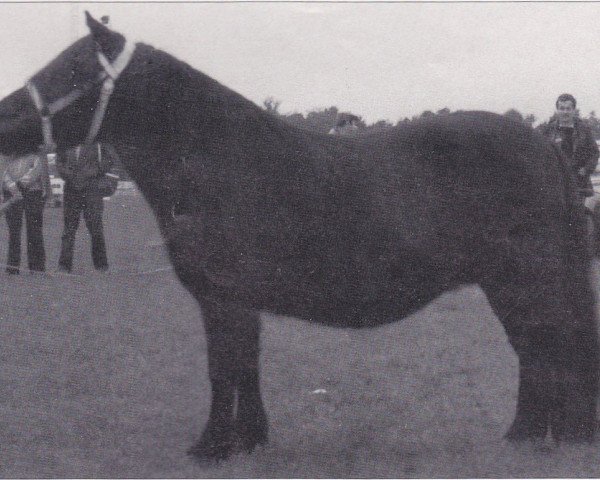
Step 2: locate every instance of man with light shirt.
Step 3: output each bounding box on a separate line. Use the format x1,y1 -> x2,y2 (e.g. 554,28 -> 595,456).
542,93 -> 599,200
1,147 -> 52,274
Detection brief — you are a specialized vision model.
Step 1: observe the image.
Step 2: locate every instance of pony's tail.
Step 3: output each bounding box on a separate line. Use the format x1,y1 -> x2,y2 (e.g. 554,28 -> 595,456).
563,203 -> 594,309
553,140 -> 595,322
543,140 -> 600,439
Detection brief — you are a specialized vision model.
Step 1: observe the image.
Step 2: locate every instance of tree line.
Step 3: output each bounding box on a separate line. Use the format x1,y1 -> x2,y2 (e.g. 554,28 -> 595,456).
263,97 -> 600,139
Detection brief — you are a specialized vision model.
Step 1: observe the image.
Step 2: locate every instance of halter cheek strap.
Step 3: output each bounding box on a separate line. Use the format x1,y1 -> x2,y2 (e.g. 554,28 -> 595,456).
85,40 -> 135,143
25,82 -> 54,148
26,39 -> 136,149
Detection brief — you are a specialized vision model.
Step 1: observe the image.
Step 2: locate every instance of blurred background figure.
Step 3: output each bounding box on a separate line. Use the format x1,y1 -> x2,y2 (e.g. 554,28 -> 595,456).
328,113 -> 360,136
57,142 -> 119,273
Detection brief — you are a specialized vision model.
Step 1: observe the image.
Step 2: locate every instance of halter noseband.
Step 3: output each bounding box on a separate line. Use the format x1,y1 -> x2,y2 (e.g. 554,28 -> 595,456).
26,39 -> 136,150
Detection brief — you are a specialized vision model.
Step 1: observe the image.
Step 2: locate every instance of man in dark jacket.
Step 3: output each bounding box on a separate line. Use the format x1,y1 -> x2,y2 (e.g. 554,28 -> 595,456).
57,142 -> 119,272
542,93 -> 599,199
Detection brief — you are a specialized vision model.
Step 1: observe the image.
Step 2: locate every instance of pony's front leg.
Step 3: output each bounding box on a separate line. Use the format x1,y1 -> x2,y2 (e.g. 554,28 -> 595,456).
234,312 -> 268,453
189,300 -> 267,461
189,301 -> 237,461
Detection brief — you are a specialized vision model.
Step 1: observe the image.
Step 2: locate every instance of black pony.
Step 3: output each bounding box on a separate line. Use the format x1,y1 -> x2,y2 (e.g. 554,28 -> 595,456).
0,13 -> 597,460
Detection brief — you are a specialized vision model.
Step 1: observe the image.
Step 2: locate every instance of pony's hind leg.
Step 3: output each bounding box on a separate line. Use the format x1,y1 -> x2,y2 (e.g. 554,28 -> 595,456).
550,215 -> 599,442
480,236 -> 598,443
482,278 -> 559,441
189,300 -> 267,461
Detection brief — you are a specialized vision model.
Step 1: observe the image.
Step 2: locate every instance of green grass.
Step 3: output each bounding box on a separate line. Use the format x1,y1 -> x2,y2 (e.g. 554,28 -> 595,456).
1,195 -> 600,477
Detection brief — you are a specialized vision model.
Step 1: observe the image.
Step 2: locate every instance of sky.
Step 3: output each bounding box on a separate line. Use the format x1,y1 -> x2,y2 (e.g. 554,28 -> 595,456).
1,2 -> 600,125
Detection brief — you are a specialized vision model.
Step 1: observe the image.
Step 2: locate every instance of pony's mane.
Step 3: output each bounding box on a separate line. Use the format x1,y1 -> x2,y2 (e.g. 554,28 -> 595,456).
32,34 -> 541,165
134,43 -> 283,125
127,42 -> 366,153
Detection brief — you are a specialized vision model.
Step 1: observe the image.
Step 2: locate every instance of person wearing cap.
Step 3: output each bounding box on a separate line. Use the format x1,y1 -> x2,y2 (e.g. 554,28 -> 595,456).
1,147 -> 52,274
56,142 -> 119,273
541,93 -> 599,202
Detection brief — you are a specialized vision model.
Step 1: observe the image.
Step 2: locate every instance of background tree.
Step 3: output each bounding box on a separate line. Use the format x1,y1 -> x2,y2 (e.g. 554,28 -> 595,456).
418,110 -> 435,120
365,119 -> 394,133
587,111 -> 600,139
263,102 -> 368,134
504,109 -> 524,123
304,107 -> 341,133
524,114 -> 536,128
261,98 -> 545,136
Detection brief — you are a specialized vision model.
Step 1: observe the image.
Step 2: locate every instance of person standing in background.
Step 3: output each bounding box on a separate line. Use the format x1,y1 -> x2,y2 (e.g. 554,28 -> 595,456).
1,147 -> 52,274
542,93 -> 599,202
57,142 -> 119,273
328,114 -> 360,136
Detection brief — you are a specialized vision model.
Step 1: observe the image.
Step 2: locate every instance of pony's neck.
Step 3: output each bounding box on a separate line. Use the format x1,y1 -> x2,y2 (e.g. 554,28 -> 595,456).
105,44 -> 285,164
101,44 -> 293,221
105,44 -> 296,168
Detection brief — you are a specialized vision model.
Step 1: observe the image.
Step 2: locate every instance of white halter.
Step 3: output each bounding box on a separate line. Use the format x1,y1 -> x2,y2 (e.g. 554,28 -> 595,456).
26,39 -> 136,149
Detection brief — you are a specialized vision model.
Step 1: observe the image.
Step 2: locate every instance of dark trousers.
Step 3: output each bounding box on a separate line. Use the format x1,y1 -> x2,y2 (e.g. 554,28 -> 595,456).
58,185 -> 108,271
4,189 -> 46,272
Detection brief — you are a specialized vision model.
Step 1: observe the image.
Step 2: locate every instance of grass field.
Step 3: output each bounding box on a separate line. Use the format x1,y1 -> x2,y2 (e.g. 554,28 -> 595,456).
1,193 -> 600,477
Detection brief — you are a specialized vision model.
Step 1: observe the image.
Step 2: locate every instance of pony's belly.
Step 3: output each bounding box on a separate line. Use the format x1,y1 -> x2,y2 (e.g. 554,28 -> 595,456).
260,284 -> 451,328
244,266 -> 456,328
171,250 -> 451,328
166,215 -> 462,326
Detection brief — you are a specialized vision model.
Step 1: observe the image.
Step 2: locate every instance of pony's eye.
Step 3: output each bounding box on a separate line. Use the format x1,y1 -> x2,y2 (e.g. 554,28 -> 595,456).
67,69 -> 80,87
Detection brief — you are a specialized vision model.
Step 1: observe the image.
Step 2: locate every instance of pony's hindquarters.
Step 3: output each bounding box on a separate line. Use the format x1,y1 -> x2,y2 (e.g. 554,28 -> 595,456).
479,203 -> 599,442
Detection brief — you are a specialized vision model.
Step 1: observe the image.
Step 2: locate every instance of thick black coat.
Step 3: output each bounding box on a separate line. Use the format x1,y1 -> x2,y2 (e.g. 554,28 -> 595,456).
0,13 -> 596,460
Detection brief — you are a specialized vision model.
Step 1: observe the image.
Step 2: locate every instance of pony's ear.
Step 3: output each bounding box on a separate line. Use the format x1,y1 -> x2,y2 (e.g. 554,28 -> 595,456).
85,11 -> 124,58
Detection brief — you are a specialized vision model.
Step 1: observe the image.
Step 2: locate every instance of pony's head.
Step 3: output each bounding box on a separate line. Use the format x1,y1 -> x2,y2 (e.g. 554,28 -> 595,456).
0,12 -> 132,154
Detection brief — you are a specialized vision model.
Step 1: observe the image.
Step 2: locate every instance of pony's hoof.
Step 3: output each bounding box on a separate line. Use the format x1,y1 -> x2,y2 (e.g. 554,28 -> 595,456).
504,421 -> 546,442
187,436 -> 233,463
551,424 -> 595,443
236,420 -> 268,453
549,411 -> 597,443
238,431 -> 268,454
